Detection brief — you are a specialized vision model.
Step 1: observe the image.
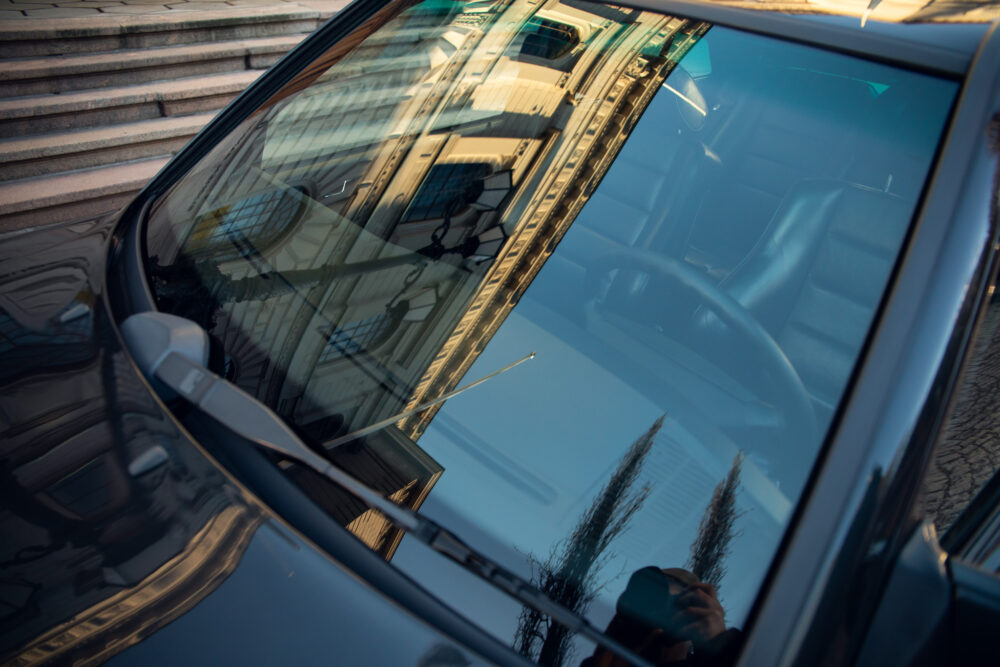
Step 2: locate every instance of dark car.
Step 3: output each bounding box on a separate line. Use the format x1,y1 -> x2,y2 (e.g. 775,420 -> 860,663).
3,0 -> 1000,665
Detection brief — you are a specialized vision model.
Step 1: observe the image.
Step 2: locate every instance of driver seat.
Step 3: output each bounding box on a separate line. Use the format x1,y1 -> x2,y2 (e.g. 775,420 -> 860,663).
701,82 -> 934,427
701,179 -> 913,426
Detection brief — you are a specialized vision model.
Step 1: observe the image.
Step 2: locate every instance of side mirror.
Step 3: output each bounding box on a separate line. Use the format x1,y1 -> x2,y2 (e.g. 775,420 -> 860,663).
950,558 -> 1000,666
856,522 -> 1000,667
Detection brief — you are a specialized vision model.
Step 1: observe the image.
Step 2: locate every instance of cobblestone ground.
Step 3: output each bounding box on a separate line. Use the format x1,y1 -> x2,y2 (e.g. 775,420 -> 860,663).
923,296 -> 1000,534
0,0 -> 330,19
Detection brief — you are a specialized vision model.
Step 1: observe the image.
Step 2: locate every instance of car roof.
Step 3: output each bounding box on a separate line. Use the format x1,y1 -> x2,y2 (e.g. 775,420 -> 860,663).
631,0 -> 993,75
682,0 -> 1000,24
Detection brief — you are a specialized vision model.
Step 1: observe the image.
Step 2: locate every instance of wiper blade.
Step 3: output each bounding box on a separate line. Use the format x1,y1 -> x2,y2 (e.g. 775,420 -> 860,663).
121,312 -> 654,667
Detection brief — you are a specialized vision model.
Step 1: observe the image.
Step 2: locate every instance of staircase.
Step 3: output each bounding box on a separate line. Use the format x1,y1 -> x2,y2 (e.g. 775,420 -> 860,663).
0,4 -> 344,233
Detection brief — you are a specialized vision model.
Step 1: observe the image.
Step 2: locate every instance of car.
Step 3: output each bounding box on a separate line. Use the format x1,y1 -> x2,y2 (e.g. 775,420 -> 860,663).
3,0 -> 1000,664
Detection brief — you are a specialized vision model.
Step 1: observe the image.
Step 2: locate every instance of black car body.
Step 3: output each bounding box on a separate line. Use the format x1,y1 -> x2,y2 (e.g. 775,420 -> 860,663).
3,1 -> 1000,665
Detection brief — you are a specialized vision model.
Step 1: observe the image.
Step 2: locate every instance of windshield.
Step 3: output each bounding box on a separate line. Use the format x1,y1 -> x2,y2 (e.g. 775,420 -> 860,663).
144,0 -> 956,662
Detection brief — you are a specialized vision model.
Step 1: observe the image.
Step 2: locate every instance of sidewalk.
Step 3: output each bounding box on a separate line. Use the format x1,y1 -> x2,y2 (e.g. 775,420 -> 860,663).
0,0 -> 341,21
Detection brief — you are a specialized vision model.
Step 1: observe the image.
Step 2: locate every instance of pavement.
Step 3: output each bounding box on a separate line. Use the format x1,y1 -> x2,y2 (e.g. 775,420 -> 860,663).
0,0 -> 339,20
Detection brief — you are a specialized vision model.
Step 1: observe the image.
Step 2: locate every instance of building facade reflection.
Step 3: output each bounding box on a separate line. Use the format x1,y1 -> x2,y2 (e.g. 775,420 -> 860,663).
0,220 -> 265,665
145,0 -> 707,557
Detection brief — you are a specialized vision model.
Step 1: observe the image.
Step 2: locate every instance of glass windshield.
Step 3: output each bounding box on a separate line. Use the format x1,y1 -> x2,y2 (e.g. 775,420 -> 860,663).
144,0 -> 956,662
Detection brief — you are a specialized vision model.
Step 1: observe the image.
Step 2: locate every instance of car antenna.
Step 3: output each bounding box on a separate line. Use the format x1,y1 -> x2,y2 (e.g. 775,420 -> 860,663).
323,351 -> 535,449
120,312 -> 654,667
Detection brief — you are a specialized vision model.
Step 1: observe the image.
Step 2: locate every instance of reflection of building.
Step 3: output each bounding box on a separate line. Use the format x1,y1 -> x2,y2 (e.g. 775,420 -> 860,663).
923,297 -> 1000,534
10,506 -> 263,667
0,222 -> 265,666
145,0 -> 707,557
397,11 -> 707,438
283,425 -> 442,559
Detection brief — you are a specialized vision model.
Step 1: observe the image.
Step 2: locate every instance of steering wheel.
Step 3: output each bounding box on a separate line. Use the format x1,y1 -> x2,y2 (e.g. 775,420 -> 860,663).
584,247 -> 817,490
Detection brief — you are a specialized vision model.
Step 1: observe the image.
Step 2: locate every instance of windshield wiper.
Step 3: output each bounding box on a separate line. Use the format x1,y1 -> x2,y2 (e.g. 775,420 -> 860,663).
324,350 -> 534,448
121,311 -> 655,667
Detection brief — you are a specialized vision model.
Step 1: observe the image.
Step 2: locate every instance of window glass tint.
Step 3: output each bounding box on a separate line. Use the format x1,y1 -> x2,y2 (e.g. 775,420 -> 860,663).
144,1 -> 956,663
184,187 -> 305,261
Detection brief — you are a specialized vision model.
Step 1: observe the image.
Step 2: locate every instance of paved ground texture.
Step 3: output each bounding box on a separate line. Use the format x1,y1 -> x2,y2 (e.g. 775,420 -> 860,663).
0,0 -> 336,20
923,300 -> 1000,535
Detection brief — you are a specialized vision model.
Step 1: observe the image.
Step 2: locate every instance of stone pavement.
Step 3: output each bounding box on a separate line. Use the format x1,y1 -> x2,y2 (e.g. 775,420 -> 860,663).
0,0 -> 338,20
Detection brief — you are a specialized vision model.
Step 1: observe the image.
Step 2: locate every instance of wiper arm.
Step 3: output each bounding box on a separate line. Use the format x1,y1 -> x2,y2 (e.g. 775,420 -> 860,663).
121,312 -> 654,667
324,350 -> 534,449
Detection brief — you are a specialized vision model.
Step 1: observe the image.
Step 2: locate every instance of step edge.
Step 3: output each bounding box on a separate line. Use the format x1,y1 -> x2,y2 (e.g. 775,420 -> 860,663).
0,34 -> 305,80
0,70 -> 260,118
0,156 -> 169,214
0,7 -> 324,40
0,113 -> 212,160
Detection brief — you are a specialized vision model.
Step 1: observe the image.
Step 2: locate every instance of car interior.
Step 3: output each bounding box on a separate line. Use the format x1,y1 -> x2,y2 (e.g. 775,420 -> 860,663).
530,25 -> 952,496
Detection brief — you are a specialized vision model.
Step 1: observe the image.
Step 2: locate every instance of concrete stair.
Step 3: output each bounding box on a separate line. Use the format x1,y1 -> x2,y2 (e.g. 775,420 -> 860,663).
0,8 -> 326,57
0,35 -> 303,96
0,4 -> 344,233
0,70 -> 261,135
0,113 -> 214,180
0,157 -> 170,233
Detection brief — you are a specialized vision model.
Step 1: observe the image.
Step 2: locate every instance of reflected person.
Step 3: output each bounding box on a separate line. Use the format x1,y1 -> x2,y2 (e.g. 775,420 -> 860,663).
582,567 -> 742,667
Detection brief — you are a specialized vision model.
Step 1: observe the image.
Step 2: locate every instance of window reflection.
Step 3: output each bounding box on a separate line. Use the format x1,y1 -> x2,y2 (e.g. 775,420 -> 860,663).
521,18 -> 580,60
581,567 -> 743,667
403,163 -> 493,223
185,187 -> 306,261
319,311 -> 398,363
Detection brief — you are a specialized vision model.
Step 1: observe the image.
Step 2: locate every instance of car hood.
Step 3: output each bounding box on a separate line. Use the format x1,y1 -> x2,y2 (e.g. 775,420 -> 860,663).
0,218 -> 485,666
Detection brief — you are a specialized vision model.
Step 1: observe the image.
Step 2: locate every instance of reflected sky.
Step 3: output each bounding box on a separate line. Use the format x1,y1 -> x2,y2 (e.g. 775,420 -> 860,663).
110,520 -> 484,666
388,24 -> 957,644
394,261 -> 783,632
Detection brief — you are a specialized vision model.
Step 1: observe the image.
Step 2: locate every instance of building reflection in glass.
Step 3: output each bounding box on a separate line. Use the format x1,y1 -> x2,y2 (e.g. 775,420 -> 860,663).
146,0 -> 706,558
0,221 -> 265,665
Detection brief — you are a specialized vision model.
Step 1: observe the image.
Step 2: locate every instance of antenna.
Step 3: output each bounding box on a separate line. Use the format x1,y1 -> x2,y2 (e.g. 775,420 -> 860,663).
324,351 -> 535,448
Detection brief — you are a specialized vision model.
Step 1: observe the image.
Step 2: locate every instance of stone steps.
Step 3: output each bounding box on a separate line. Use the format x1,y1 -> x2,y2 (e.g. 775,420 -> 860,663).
0,112 -> 213,180
0,2 -> 345,233
0,156 -> 169,231
0,33 -> 303,96
0,6 -> 328,57
0,70 -> 262,134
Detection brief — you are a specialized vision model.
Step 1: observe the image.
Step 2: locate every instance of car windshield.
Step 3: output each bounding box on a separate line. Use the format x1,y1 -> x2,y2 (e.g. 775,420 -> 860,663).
143,0 -> 956,661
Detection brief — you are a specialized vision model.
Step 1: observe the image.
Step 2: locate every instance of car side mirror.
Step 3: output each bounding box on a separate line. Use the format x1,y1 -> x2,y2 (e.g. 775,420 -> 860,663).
855,522 -> 1000,667
950,557 -> 1000,666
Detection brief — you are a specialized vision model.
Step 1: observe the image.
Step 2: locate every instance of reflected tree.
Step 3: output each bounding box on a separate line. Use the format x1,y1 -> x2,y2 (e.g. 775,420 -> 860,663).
514,415 -> 663,666
686,452 -> 744,590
